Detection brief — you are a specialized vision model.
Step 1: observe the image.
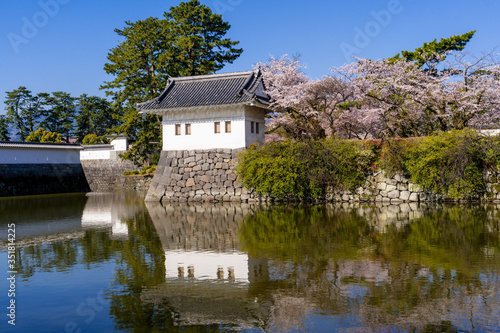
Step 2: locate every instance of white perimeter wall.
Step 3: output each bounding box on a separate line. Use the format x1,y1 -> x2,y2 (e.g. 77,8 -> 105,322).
0,147 -> 81,164
80,137 -> 128,160
161,104 -> 266,151
80,149 -> 111,160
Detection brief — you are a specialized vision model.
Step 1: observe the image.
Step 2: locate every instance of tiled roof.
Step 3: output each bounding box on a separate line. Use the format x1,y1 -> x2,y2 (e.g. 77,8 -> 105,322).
136,70 -> 270,113
0,141 -> 83,150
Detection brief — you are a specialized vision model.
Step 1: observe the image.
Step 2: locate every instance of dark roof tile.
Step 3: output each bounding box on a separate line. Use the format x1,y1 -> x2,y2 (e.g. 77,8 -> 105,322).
136,70 -> 270,112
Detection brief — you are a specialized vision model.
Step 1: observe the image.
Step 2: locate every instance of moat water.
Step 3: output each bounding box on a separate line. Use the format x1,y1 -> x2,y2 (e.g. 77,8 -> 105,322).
0,191 -> 499,332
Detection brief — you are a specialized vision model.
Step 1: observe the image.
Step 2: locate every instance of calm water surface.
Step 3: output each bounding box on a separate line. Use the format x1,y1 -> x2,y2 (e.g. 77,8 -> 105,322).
0,191 -> 499,332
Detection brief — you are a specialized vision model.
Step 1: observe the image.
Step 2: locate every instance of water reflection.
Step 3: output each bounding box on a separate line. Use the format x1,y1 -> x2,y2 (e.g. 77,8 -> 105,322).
146,202 -> 500,332
1,194 -> 499,332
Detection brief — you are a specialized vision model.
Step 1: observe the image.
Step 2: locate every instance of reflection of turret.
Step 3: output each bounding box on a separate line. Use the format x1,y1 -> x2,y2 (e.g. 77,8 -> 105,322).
146,202 -> 270,283
143,202 -> 271,328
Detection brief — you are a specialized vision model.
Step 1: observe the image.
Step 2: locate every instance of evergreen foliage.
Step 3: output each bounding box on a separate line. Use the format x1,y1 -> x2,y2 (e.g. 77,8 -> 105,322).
0,115 -> 10,141
81,134 -> 109,145
390,30 -> 476,71
26,128 -> 62,143
236,140 -> 376,200
75,95 -> 119,143
101,0 -> 242,165
237,129 -> 500,201
405,129 -> 489,199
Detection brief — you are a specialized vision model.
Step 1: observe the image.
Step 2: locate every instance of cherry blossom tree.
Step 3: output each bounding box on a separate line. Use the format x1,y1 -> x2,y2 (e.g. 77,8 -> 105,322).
258,52 -> 500,140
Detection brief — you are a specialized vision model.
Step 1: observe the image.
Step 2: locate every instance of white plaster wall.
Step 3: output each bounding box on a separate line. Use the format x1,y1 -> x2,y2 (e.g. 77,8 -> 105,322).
0,148 -> 81,164
80,149 -> 112,160
161,105 -> 267,151
165,250 -> 250,283
111,137 -> 128,151
163,118 -> 246,150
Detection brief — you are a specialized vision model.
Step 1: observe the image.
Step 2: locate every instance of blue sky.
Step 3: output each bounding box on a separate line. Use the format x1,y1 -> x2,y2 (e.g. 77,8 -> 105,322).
1,0 -> 499,115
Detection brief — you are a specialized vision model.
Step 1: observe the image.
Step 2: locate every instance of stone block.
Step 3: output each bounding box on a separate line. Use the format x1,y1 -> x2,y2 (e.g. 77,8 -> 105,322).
184,157 -> 195,164
409,193 -> 419,202
397,183 -> 408,191
224,180 -> 233,187
400,190 -> 411,201
388,190 -> 400,199
386,184 -> 397,192
171,173 -> 183,181
215,162 -> 223,169
186,178 -> 195,187
227,173 -> 237,181
200,175 -> 211,183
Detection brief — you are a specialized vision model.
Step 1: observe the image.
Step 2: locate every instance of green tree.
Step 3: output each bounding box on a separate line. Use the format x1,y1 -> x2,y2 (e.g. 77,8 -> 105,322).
26,128 -> 62,143
75,94 -> 120,143
42,92 -> 76,143
23,92 -> 49,134
0,115 -> 10,141
101,0 -> 243,165
4,86 -> 31,141
390,30 -> 476,73
81,133 -> 109,145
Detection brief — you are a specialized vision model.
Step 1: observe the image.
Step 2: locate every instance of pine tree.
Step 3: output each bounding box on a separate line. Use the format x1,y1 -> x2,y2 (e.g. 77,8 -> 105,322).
0,115 -> 10,141
101,0 -> 242,165
390,30 -> 476,74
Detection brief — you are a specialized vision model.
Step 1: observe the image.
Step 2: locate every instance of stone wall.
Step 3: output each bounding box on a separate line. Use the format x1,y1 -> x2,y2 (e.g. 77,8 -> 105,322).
115,175 -> 153,191
0,163 -> 90,197
145,148 -> 500,203
81,159 -> 140,192
146,148 -> 254,202
326,170 -> 500,203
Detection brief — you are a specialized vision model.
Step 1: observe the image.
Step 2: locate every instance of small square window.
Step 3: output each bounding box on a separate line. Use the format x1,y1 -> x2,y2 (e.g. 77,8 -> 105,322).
225,121 -> 231,133
250,121 -> 254,133
175,124 -> 181,136
185,123 -> 191,135
214,122 -> 220,134
256,122 -> 260,134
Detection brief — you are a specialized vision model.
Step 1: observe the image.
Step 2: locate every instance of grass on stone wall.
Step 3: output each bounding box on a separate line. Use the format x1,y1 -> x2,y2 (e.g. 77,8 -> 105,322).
236,129 -> 500,201
236,139 -> 376,200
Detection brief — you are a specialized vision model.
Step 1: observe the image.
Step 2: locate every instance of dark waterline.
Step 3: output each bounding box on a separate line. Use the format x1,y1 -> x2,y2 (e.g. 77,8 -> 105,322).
1,191 -> 499,332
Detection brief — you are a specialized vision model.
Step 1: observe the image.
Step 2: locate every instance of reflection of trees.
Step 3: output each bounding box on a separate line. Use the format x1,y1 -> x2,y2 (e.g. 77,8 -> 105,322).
239,204 -> 500,331
107,209 -> 167,331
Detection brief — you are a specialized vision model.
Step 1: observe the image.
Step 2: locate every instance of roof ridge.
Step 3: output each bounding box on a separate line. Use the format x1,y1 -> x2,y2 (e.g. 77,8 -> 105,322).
171,70 -> 255,82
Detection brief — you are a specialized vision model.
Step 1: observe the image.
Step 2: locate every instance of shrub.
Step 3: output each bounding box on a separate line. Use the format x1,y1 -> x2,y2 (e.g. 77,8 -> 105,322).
377,138 -> 417,176
236,139 -> 375,200
123,170 -> 139,176
82,134 -> 109,145
141,165 -> 156,175
26,128 -> 61,143
405,129 -> 487,199
150,153 -> 160,166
